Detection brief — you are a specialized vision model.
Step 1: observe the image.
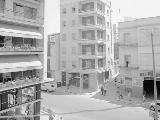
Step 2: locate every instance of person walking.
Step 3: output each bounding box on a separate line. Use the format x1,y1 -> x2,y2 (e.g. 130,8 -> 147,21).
128,91 -> 131,101
143,90 -> 146,102
100,84 -> 104,95
103,84 -> 107,96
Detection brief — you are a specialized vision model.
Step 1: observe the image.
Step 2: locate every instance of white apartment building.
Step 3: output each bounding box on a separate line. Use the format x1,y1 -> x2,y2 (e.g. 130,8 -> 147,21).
118,16 -> 160,98
60,0 -> 112,89
0,0 -> 45,119
47,33 -> 61,84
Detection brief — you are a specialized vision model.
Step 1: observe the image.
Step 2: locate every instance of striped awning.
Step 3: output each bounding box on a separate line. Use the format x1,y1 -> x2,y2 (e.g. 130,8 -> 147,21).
0,28 -> 42,39
0,55 -> 43,73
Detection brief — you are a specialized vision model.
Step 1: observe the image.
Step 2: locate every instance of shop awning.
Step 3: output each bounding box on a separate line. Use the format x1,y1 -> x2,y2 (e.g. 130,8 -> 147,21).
0,56 -> 43,73
0,28 -> 42,39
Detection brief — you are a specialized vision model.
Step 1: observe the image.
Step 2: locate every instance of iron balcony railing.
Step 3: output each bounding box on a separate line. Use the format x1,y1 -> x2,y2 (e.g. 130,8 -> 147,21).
0,77 -> 42,91
0,43 -> 43,52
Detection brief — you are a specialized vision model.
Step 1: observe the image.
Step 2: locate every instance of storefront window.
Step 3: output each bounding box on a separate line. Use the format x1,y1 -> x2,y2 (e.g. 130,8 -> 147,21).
8,89 -> 18,108
22,87 -> 35,103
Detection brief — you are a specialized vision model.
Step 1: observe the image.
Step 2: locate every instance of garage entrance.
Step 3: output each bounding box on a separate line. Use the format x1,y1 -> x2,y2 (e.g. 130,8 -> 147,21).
143,77 -> 160,99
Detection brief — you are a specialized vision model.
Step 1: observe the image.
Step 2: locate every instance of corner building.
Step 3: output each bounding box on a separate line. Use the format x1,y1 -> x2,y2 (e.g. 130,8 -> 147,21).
0,0 -> 45,119
60,0 -> 112,90
118,16 -> 160,99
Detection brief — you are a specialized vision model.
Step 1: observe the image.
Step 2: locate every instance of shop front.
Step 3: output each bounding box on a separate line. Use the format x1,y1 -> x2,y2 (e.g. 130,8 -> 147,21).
0,84 -> 41,120
140,71 -> 160,99
117,68 -> 143,98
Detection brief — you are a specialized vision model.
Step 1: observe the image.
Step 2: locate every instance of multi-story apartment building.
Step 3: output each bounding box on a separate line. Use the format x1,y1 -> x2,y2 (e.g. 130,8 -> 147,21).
47,33 -> 61,84
60,0 -> 112,90
0,0 -> 45,119
118,16 -> 160,98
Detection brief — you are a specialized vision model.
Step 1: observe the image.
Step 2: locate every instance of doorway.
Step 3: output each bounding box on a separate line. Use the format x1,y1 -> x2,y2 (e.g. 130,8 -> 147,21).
143,78 -> 160,99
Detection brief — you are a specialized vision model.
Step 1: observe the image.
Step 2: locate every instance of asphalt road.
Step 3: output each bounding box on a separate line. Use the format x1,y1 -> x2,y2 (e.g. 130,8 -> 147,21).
42,93 -> 152,120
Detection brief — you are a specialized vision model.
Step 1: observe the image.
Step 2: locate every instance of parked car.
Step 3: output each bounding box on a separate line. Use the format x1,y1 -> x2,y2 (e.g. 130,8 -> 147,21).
41,82 -> 57,92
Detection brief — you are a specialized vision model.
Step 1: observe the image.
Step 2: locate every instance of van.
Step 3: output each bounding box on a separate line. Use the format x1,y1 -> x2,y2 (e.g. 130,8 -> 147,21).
41,82 -> 57,92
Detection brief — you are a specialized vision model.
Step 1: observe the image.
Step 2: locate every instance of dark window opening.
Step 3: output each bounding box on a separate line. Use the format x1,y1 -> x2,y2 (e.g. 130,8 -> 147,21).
126,61 -> 129,67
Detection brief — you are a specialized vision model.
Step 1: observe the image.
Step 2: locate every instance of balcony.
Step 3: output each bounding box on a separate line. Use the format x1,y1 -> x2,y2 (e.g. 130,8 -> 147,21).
24,0 -> 40,4
0,43 -> 43,55
0,8 -> 43,27
79,2 -> 105,17
82,66 -> 95,70
79,52 -> 96,59
97,52 -> 106,57
118,42 -> 138,46
0,77 -> 42,92
79,23 -> 106,30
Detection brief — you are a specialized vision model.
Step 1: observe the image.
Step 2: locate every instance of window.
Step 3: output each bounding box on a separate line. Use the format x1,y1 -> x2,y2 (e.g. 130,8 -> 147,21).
47,45 -> 51,56
62,8 -> 66,14
71,20 -> 75,27
124,55 -> 131,67
107,22 -> 110,29
47,59 -> 50,71
72,33 -> 76,40
62,61 -> 66,68
72,61 -> 76,68
107,35 -> 110,41
62,47 -> 66,54
72,7 -> 76,13
0,0 -> 5,13
72,47 -> 76,55
13,3 -> 24,17
24,6 -> 37,19
107,9 -> 109,16
62,34 -> 66,41
62,21 -> 66,27
13,3 -> 37,20
108,48 -> 110,54
123,33 -> 130,43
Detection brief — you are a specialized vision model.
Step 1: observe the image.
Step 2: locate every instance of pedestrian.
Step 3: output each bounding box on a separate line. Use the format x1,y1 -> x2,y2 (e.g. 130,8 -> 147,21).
128,91 -> 131,101
119,91 -> 123,99
143,90 -> 146,102
100,84 -> 104,95
103,84 -> 107,96
67,82 -> 70,89
143,94 -> 146,102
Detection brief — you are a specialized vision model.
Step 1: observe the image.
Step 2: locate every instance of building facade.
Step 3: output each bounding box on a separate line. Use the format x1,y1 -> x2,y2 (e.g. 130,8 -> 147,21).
118,16 -> 160,98
60,0 -> 112,90
47,33 -> 60,83
0,0 -> 45,119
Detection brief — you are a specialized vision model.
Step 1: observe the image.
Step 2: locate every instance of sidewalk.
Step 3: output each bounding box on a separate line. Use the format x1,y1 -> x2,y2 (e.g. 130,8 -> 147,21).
53,83 -> 151,107
92,81 -> 152,107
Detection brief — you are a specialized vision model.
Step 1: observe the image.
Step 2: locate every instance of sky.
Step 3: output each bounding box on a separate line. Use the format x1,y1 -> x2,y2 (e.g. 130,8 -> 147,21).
44,0 -> 160,35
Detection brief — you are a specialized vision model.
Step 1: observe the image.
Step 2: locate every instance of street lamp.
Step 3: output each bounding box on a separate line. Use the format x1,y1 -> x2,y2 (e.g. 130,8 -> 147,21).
151,32 -> 158,120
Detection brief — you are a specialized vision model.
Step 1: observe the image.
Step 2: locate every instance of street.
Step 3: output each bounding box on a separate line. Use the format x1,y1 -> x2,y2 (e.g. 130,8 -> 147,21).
42,91 -> 152,120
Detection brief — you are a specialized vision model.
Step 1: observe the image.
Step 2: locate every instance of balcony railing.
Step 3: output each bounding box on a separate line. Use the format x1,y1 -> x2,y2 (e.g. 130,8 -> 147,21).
0,8 -> 43,26
97,52 -> 105,56
0,43 -> 43,52
0,77 -> 42,91
82,52 -> 95,56
82,66 -> 95,70
79,8 -> 94,13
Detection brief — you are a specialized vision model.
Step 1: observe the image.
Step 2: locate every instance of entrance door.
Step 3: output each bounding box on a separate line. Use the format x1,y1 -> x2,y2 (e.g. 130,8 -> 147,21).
143,77 -> 160,99
62,72 -> 66,86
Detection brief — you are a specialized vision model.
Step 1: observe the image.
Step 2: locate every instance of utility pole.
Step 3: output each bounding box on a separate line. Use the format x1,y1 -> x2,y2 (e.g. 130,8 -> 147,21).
151,32 -> 158,120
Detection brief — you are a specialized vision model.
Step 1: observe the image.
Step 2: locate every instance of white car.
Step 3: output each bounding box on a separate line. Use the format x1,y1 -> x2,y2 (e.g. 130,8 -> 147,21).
41,82 -> 57,92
